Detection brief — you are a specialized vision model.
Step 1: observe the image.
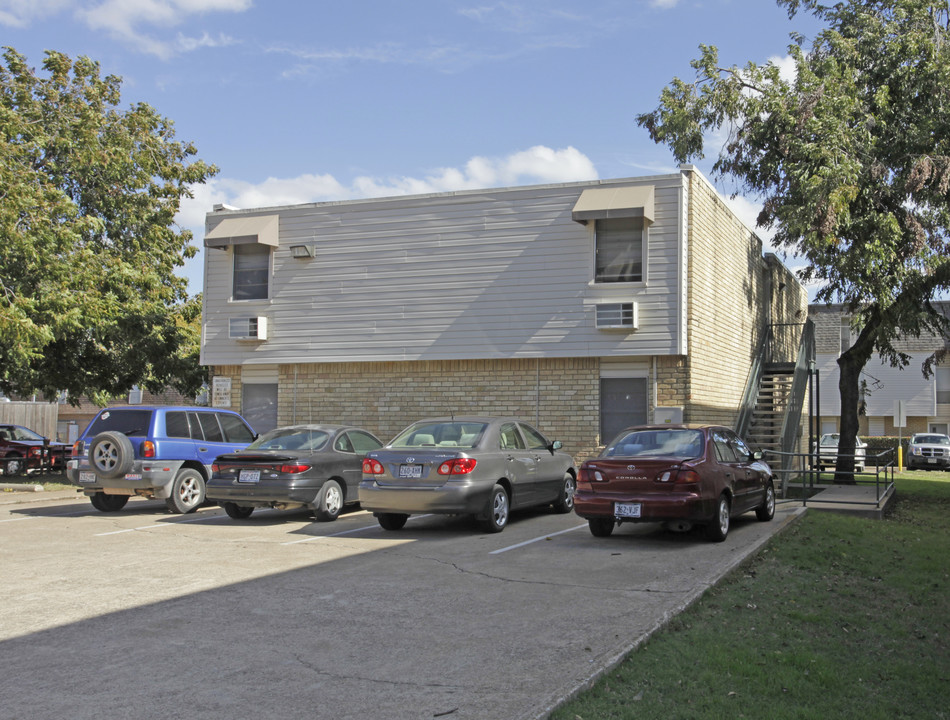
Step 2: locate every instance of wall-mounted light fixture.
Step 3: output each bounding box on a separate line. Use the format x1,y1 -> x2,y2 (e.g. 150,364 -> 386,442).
289,243 -> 315,258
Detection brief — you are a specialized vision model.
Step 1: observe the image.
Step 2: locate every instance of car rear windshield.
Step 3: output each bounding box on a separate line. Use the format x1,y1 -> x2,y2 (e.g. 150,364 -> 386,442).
389,422 -> 487,449
248,428 -> 329,452
604,429 -> 704,459
86,410 -> 152,437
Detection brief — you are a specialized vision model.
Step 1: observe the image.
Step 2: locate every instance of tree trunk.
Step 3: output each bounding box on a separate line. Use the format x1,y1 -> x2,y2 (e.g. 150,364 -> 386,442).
835,315 -> 879,484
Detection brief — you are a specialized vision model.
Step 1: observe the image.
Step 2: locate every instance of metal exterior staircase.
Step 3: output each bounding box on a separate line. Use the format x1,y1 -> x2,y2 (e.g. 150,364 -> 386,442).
745,363 -> 795,460
736,320 -> 815,480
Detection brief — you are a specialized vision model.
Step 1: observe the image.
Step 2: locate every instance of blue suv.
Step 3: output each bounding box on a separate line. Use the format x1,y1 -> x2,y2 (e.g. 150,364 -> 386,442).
67,406 -> 256,513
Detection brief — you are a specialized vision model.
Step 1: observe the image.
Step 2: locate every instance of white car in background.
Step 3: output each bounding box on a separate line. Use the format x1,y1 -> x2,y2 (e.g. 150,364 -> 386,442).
813,433 -> 867,471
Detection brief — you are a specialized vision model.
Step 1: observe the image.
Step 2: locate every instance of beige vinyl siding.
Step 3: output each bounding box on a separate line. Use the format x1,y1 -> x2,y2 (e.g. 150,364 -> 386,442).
201,176 -> 687,367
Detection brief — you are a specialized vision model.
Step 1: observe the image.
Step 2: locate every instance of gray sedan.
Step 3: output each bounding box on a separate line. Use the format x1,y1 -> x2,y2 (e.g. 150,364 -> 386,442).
359,416 -> 576,533
208,424 -> 382,521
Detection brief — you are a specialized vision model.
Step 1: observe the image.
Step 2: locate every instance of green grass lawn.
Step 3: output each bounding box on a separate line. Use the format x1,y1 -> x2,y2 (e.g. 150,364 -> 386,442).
551,473 -> 950,720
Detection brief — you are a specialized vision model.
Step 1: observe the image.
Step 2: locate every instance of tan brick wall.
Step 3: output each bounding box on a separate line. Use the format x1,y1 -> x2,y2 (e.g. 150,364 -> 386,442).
655,356 -> 688,409
224,358 -> 603,465
683,171 -> 765,426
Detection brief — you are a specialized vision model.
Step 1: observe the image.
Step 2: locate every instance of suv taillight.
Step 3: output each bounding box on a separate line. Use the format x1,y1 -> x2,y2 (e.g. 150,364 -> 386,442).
72,441 -> 84,457
142,440 -> 156,459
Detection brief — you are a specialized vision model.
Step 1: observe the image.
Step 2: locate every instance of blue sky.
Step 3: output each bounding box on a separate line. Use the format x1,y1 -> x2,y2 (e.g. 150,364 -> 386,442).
1,0 -> 822,294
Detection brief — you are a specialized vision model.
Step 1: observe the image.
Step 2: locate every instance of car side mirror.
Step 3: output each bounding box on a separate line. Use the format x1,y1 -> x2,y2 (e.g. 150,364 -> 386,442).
549,440 -> 562,454
752,450 -> 763,461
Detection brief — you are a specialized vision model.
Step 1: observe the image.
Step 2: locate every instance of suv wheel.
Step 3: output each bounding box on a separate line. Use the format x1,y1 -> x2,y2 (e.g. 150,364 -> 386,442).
89,492 -> 129,512
88,431 -> 134,479
165,468 -> 205,514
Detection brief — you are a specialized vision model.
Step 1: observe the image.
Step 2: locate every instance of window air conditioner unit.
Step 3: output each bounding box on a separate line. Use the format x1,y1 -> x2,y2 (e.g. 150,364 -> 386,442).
229,316 -> 268,340
595,302 -> 638,330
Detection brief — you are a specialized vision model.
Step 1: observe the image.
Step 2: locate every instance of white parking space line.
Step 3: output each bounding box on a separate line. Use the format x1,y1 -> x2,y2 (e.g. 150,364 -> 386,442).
489,523 -> 588,555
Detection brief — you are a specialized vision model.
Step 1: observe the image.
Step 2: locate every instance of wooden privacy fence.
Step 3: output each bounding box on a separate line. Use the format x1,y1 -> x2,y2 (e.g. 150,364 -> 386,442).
0,402 -> 59,439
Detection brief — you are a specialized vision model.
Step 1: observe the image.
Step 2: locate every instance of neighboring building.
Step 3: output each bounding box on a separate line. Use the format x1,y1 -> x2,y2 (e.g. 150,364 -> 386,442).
200,166 -> 808,459
810,303 -> 950,437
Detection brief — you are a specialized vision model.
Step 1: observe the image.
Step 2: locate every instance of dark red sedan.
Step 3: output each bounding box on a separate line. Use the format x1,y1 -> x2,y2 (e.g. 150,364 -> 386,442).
0,424 -> 71,476
573,424 -> 775,542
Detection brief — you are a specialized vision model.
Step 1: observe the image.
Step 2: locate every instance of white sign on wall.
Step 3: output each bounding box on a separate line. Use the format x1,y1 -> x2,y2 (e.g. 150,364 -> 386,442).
212,376 -> 232,408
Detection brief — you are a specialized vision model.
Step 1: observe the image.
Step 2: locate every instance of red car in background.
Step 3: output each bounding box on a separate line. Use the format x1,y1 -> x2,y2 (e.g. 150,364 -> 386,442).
573,424 -> 775,542
0,424 -> 71,476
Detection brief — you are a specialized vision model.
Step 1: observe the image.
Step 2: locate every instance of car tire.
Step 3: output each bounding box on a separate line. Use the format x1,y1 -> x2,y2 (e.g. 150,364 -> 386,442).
480,484 -> 509,533
377,512 -> 409,531
88,431 -> 134,480
165,468 -> 205,514
588,517 -> 615,537
705,494 -> 730,542
756,481 -> 776,522
89,491 -> 129,512
313,479 -> 344,522
552,473 -> 576,514
223,502 -> 254,520
3,455 -> 24,476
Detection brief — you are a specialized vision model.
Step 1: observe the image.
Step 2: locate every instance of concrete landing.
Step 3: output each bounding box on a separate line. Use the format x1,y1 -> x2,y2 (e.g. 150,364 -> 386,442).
787,482 -> 896,519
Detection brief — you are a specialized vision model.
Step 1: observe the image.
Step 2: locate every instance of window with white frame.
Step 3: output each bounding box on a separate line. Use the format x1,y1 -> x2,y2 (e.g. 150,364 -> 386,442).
936,367 -> 950,405
595,217 -> 644,283
233,244 -> 270,300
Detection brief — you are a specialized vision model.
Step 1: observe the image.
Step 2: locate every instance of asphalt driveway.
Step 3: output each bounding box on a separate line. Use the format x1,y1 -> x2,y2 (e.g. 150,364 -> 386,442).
0,490 -> 803,720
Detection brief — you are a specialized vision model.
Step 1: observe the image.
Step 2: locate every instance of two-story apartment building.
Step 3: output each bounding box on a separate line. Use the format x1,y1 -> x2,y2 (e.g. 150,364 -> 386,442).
810,303 -> 950,437
200,165 -> 807,458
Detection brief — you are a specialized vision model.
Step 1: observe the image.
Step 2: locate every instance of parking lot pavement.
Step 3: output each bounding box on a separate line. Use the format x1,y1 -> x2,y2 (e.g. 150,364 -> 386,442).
0,494 -> 804,720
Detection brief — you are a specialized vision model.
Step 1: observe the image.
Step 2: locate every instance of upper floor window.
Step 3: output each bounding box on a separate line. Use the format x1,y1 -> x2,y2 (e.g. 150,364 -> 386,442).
595,217 -> 643,283
937,367 -> 950,405
233,244 -> 270,300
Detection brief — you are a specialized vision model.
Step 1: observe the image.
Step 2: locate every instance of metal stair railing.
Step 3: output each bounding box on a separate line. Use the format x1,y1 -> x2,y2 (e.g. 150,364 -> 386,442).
776,319 -> 815,484
735,327 -> 772,440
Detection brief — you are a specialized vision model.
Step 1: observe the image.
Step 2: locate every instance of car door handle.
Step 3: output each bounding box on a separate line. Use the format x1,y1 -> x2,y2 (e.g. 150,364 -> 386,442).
199,447 -> 208,452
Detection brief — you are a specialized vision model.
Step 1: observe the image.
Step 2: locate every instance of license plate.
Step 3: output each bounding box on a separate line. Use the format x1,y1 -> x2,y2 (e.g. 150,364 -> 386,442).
928,458 -> 937,464
239,469 -> 261,483
124,474 -> 142,481
79,471 -> 97,484
398,464 -> 423,479
615,502 -> 642,518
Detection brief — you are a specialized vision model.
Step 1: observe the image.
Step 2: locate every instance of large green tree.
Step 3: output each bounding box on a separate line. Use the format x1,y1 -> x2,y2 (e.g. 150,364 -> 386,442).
0,48 -> 215,403
637,0 -> 950,480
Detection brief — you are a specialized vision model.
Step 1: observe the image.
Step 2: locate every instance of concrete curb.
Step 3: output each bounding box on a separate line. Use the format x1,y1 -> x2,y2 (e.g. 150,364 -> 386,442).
0,485 -> 83,504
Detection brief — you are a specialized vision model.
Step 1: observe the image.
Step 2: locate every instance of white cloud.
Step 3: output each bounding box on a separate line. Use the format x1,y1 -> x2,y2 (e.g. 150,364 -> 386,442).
180,145 -> 597,222
768,54 -> 797,83
0,0 -> 71,27
650,0 -> 679,8
77,0 -> 252,58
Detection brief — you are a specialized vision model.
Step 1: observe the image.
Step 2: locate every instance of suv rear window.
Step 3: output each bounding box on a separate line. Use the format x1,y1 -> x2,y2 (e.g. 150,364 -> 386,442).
87,410 -> 152,437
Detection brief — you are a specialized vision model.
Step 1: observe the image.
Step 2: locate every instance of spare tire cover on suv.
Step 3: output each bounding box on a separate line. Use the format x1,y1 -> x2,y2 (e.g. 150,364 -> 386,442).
88,431 -> 135,479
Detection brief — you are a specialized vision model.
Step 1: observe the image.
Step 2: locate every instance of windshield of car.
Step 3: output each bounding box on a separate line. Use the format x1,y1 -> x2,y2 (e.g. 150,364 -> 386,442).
603,429 -> 705,459
914,435 -> 950,445
389,422 -> 487,449
1,426 -> 44,441
819,434 -> 840,447
248,428 -> 329,452
86,410 -> 152,437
